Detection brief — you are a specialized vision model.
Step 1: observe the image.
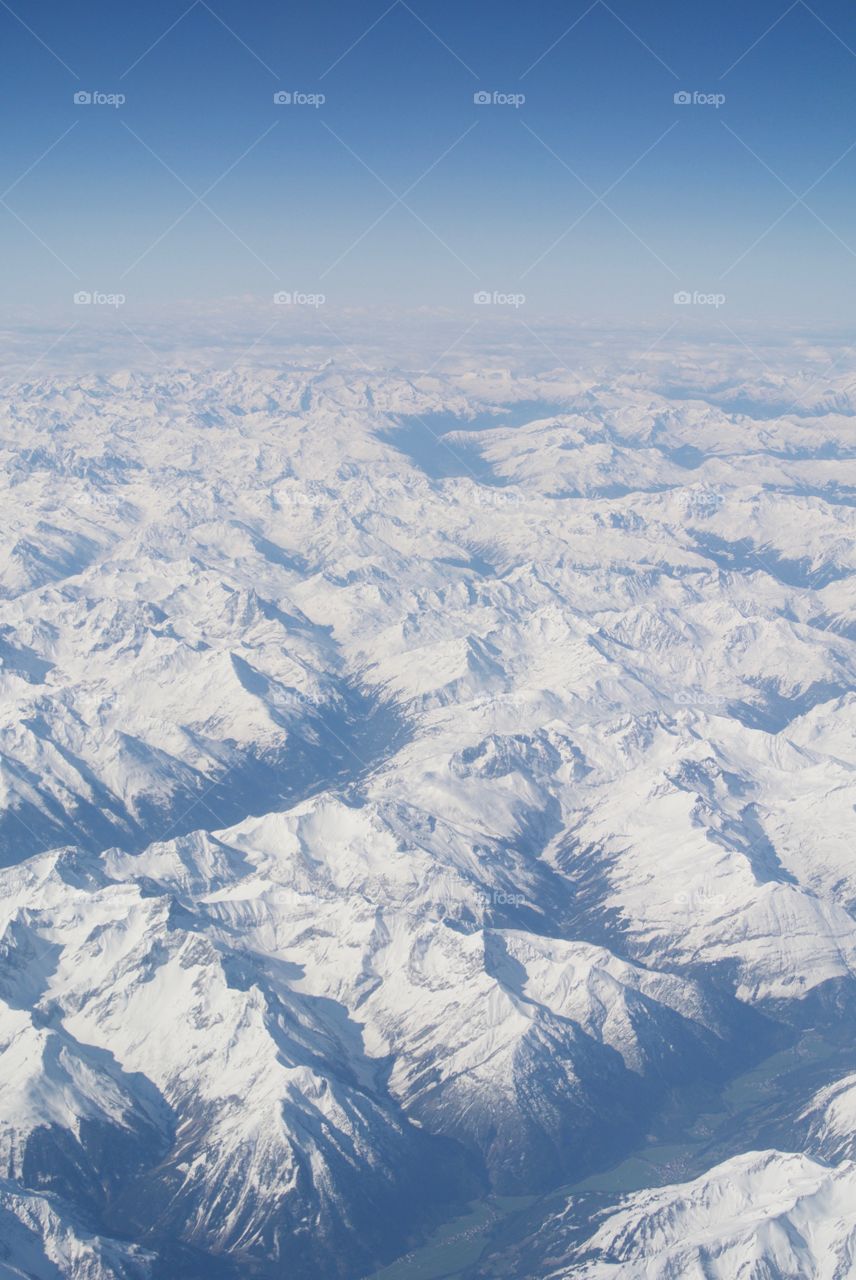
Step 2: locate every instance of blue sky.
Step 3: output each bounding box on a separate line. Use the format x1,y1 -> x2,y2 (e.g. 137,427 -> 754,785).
2,0 -> 856,325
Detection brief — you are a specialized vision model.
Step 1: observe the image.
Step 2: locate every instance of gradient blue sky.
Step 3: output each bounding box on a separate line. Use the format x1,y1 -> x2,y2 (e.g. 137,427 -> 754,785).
2,0 -> 856,325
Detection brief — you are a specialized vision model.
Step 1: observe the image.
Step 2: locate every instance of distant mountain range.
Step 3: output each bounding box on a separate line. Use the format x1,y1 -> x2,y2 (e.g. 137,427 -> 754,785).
0,359 -> 854,1278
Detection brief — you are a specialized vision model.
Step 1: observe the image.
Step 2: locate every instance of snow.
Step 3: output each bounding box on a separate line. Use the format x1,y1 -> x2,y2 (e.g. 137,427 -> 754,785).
483,1150 -> 856,1279
0,353 -> 854,1275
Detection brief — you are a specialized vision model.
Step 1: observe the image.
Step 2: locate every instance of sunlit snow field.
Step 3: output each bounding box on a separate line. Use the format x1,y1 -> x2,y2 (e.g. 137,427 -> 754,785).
1,322 -> 855,1278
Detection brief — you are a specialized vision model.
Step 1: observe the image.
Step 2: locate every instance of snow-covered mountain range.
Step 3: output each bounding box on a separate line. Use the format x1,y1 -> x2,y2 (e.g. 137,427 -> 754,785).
0,353 -> 854,1278
470,1150 -> 856,1279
